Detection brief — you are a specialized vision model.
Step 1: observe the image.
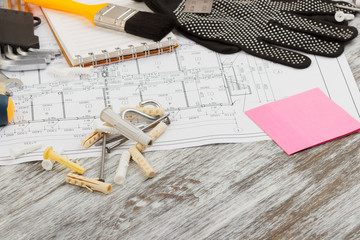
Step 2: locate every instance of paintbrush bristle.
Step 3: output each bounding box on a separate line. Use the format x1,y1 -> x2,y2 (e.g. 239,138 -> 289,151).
125,11 -> 175,41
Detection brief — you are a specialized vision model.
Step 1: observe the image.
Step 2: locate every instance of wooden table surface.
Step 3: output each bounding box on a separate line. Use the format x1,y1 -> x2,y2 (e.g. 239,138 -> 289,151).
1,3 -> 360,240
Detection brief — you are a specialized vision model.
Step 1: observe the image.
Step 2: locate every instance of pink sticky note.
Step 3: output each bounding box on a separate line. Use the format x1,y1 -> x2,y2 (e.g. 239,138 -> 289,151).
245,88 -> 360,155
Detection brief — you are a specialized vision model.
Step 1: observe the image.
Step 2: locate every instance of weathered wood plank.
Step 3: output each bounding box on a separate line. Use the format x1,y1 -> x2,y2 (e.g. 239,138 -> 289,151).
1,3 -> 360,240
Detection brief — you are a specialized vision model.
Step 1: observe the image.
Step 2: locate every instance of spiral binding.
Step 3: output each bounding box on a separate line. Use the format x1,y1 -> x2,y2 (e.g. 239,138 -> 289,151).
168,37 -> 174,52
115,47 -> 124,62
102,50 -> 111,65
76,55 -> 85,68
88,52 -> 97,66
142,43 -> 150,57
79,37 -> 177,67
128,45 -> 137,60
157,41 -> 163,55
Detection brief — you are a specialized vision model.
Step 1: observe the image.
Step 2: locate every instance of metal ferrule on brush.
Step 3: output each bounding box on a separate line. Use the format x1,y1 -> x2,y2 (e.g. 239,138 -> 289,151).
93,4 -> 138,32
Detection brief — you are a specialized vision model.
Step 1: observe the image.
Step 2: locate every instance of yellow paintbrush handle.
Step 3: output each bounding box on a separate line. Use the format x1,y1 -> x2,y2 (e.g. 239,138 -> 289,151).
22,0 -> 108,22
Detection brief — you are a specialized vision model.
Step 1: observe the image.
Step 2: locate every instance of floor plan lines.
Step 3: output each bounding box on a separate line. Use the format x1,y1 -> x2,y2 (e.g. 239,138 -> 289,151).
1,27 -> 360,165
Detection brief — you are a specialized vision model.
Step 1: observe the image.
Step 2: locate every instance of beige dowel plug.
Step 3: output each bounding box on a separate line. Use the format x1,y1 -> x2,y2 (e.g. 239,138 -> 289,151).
129,146 -> 155,178
136,106 -> 165,117
136,121 -> 168,152
120,106 -> 165,118
66,173 -> 111,194
81,131 -> 103,149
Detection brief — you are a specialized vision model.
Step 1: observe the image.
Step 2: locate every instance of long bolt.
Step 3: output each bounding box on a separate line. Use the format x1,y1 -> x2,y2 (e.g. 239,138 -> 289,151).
99,133 -> 107,182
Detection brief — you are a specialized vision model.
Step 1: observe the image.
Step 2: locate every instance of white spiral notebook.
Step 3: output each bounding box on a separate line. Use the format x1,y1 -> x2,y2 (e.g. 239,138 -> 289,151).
41,0 -> 178,67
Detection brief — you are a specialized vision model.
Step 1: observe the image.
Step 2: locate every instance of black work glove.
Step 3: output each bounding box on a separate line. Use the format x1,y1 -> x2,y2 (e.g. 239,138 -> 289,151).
141,0 -> 358,68
134,0 -> 241,53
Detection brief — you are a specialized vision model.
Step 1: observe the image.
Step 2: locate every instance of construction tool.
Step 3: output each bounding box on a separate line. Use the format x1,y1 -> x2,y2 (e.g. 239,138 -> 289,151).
0,7 -> 61,71
0,71 -> 23,126
22,0 -> 175,41
0,94 -> 14,126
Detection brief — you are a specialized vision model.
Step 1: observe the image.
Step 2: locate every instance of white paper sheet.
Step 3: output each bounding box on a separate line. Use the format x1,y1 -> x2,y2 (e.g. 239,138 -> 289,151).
42,0 -> 176,66
1,7 -> 360,165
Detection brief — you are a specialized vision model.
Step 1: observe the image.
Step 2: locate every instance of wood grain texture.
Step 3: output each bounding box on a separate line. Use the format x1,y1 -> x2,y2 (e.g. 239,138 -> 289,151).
1,3 -> 360,240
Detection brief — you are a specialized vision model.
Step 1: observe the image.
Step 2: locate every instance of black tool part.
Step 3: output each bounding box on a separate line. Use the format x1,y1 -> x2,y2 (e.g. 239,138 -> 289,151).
0,95 -> 9,126
0,9 -> 39,50
33,16 -> 42,27
124,11 -> 175,42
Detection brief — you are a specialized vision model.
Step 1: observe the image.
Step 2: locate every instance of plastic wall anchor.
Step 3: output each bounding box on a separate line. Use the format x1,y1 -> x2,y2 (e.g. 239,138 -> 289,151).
81,131 -> 103,148
345,13 -> 355,20
335,11 -> 355,22
41,147 -> 64,171
104,113 -> 170,152
43,146 -> 85,174
136,121 -> 168,152
42,159 -> 54,170
114,151 -> 131,185
9,142 -> 42,159
129,146 -> 155,178
46,66 -> 94,79
136,106 -> 165,117
65,173 -> 111,194
120,106 -> 165,118
93,119 -> 121,134
100,107 -> 152,146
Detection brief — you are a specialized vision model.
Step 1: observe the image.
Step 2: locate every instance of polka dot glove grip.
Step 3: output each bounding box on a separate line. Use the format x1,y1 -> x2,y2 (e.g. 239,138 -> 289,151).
143,0 -> 358,68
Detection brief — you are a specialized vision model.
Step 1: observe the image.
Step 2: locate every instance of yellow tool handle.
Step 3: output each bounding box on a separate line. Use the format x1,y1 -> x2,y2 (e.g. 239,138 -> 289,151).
22,0 -> 108,22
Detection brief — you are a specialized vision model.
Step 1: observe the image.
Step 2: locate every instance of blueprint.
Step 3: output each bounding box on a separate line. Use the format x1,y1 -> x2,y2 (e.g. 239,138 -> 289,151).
1,7 -> 360,165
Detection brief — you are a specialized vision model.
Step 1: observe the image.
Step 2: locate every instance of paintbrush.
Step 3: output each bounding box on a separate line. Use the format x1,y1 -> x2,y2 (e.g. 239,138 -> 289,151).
22,0 -> 175,41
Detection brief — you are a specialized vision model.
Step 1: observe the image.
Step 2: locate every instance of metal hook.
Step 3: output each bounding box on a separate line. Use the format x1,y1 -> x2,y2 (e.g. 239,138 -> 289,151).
121,108 -> 158,121
138,99 -> 161,108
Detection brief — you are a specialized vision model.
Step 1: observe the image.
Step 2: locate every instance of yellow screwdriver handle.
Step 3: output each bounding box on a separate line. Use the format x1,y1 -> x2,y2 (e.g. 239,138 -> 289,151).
22,0 -> 108,22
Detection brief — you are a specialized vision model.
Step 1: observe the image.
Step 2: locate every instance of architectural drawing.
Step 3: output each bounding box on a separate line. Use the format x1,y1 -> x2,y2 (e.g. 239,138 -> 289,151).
1,19 -> 360,165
